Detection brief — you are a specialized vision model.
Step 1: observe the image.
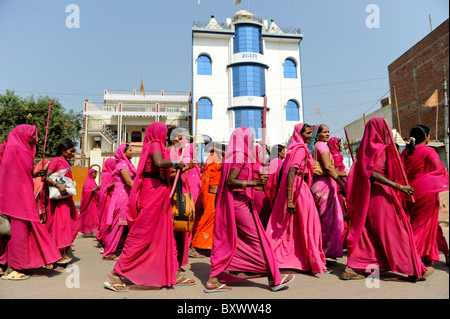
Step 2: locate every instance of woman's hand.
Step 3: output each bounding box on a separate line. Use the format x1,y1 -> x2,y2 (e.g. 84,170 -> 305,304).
287,200 -> 296,214
401,185 -> 414,196
256,174 -> 268,186
56,183 -> 68,196
33,169 -> 46,178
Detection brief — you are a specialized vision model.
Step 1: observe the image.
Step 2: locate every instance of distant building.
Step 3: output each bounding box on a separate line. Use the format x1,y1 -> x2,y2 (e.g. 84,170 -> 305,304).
192,10 -> 304,145
388,18 -> 449,167
81,89 -> 191,167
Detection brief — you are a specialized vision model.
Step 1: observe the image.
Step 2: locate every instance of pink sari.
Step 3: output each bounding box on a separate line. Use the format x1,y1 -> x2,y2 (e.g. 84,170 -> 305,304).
346,118 -> 426,278
265,158 -> 283,207
209,127 -> 282,284
78,169 -> 99,234
401,144 -> 449,264
115,122 -> 178,287
267,123 -> 326,273
311,140 -> 343,258
103,144 -> 136,257
0,125 -> 61,269
95,158 -> 116,244
252,144 -> 271,228
45,157 -> 79,252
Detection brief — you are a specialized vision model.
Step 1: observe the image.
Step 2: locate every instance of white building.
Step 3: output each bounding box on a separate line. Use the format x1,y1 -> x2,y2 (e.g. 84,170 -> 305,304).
192,10 -> 304,145
82,89 -> 191,167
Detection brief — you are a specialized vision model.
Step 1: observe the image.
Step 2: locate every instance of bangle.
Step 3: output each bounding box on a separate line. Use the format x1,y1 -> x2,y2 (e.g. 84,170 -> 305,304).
53,181 -> 57,187
287,200 -> 293,203
286,188 -> 293,190
242,181 -> 247,190
395,183 -> 403,191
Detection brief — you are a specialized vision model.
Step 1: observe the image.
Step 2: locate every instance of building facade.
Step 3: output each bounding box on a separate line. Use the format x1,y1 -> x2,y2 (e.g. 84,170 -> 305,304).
192,10 -> 304,145
82,89 -> 191,167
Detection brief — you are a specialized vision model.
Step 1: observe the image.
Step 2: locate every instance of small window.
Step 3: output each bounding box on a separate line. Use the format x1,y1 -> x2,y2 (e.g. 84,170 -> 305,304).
198,98 -> 212,119
197,55 -> 212,75
286,100 -> 299,121
131,131 -> 142,142
284,59 -> 297,79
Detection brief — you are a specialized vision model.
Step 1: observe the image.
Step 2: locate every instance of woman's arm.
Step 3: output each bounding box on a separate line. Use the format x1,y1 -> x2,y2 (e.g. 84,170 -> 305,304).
286,167 -> 297,214
120,169 -> 134,189
152,151 -> 184,169
371,171 -> 414,195
227,168 -> 268,189
319,151 -> 346,189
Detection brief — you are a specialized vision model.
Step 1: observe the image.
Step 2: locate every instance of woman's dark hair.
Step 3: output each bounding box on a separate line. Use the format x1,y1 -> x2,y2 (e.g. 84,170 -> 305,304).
316,124 -> 327,134
406,125 -> 430,154
124,143 -> 130,153
269,144 -> 285,161
56,140 -> 75,156
300,123 -> 312,134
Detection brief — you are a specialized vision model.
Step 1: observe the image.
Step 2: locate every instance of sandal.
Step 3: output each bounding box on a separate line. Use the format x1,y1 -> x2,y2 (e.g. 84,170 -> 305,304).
104,272 -> 129,292
102,255 -> 119,261
269,274 -> 295,292
1,270 -> 30,281
341,267 -> 365,280
175,276 -> 196,286
204,282 -> 232,293
189,248 -> 206,258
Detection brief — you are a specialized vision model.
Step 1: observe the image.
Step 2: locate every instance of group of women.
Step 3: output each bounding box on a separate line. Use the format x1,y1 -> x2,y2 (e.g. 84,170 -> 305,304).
0,117 -> 448,294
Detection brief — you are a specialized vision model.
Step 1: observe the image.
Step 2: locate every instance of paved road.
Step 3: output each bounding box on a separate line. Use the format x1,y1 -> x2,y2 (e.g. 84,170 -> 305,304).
0,226 -> 448,316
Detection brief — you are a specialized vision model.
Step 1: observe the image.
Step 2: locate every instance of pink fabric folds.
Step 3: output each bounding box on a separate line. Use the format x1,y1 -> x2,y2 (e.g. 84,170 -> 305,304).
78,169 -> 99,234
346,117 -> 426,278
267,123 -> 326,273
209,127 -> 281,285
0,124 -> 40,222
115,122 -> 178,287
401,144 -> 449,264
327,137 -> 345,172
95,158 -> 116,243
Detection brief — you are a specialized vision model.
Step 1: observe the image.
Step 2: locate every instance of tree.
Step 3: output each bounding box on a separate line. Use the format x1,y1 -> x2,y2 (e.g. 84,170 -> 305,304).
0,90 -> 82,157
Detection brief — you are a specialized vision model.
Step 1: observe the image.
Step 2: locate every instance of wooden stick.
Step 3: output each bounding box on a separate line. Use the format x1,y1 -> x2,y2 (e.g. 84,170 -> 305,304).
344,127 -> 354,163
42,99 -> 52,164
262,96 -> 268,167
363,113 -> 367,126
393,86 -> 402,136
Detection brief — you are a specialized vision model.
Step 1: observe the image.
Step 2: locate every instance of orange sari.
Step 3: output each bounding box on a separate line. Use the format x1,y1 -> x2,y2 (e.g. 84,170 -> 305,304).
192,152 -> 221,250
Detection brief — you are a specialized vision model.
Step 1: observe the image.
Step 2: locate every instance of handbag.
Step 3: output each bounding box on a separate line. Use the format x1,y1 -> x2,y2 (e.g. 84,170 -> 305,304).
313,143 -> 334,176
172,172 -> 195,232
0,213 -> 11,237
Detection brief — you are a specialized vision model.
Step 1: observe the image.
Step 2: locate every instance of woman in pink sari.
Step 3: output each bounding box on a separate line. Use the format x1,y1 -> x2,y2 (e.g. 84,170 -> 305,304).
102,144 -> 136,260
401,125 -> 449,266
343,118 -> 429,281
95,158 -> 116,246
267,123 -> 327,274
309,124 -> 345,260
44,140 -> 79,266
204,127 -> 294,293
78,169 -> 100,235
327,137 -> 349,248
104,122 -> 194,292
0,125 -> 61,279
252,144 -> 272,228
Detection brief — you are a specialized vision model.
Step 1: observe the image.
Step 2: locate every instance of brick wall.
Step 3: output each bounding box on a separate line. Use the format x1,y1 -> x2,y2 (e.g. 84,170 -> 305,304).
388,19 -> 449,140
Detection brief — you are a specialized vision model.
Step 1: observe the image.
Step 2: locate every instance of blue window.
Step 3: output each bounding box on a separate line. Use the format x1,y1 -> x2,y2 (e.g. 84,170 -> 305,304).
233,24 -> 263,54
286,100 -> 299,121
197,55 -> 212,75
284,59 -> 297,78
235,108 -> 263,139
232,65 -> 265,97
198,98 -> 212,119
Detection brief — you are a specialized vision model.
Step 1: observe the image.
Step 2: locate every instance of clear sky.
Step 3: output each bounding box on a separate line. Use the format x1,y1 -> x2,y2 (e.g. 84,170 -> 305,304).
0,0 -> 448,142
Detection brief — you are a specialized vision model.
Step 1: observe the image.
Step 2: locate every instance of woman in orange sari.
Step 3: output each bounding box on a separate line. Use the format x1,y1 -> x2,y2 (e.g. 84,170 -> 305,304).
192,143 -> 223,251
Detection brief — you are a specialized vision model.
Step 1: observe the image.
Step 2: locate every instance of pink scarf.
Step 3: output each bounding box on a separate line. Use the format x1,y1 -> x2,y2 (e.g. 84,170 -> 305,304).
126,122 -> 170,227
401,144 -> 449,197
80,169 -> 98,213
328,137 -> 345,172
0,124 -> 39,222
114,144 -> 137,176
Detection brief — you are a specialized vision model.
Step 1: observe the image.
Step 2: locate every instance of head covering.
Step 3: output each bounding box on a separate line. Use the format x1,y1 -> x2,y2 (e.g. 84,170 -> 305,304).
126,122 -> 170,227
80,169 -> 98,213
114,144 -> 137,176
328,137 -> 345,172
98,158 -> 116,216
0,124 -> 40,221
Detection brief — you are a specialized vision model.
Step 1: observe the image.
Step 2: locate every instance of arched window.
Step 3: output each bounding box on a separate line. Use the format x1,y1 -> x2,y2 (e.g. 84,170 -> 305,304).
286,100 -> 299,121
197,55 -> 212,75
198,98 -> 212,119
234,108 -> 263,139
284,58 -> 297,79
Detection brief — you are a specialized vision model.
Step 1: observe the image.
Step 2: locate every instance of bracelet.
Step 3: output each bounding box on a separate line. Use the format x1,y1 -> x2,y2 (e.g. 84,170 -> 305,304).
286,188 -> 293,190
53,181 -> 57,187
242,181 -> 247,190
395,183 -> 403,191
287,199 -> 293,203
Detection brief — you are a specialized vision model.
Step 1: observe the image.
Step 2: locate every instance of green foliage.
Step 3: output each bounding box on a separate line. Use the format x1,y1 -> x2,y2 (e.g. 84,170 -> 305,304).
0,90 -> 82,157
